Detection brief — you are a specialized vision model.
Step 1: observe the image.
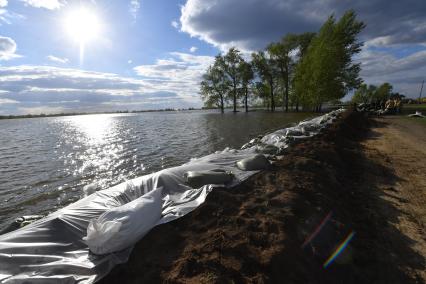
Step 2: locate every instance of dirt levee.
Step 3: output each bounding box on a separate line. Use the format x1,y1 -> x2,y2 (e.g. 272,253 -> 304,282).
101,111 -> 426,283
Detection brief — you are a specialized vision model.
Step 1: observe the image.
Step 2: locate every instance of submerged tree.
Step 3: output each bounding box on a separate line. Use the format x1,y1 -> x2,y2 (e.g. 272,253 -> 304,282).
200,58 -> 230,113
268,34 -> 299,112
239,60 -> 254,112
219,48 -> 244,112
252,51 -> 279,111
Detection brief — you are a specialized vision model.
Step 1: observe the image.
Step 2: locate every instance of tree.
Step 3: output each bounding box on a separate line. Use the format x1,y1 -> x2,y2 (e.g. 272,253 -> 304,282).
352,83 -> 369,104
220,48 -> 244,112
200,58 -> 230,113
374,82 -> 393,104
251,81 -> 271,110
252,51 -> 279,111
294,10 -> 365,111
239,60 -> 254,112
267,34 -> 299,112
290,32 -> 315,111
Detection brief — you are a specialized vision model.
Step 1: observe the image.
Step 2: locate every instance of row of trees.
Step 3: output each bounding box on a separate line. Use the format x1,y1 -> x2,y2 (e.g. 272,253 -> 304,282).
351,83 -> 403,105
200,10 -> 365,113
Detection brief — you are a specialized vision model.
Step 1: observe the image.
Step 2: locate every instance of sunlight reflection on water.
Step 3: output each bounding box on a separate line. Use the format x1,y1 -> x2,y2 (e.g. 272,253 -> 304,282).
0,111 -> 315,229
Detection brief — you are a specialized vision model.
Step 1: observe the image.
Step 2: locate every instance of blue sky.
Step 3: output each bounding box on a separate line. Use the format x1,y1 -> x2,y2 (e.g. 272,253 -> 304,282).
1,0 -> 426,114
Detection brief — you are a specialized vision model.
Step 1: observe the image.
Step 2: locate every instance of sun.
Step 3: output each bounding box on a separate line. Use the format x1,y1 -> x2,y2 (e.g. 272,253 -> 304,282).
64,7 -> 101,45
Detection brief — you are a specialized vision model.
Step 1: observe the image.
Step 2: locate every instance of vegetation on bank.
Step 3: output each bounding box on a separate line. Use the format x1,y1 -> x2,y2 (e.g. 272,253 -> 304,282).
200,10 -> 365,113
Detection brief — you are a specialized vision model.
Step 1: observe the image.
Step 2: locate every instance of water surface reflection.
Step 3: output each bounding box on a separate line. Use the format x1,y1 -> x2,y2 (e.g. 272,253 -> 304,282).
0,110 -> 314,229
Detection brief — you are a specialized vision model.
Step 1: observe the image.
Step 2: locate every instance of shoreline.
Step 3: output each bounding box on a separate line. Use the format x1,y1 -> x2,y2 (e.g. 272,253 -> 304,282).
101,111 -> 425,283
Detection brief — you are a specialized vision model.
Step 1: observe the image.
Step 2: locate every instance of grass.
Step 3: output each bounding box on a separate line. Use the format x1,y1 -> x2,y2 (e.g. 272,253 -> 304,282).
402,104 -> 426,114
400,115 -> 426,126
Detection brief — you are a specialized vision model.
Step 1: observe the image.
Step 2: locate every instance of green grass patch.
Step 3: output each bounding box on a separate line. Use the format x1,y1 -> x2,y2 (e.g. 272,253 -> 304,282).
400,115 -> 426,126
402,104 -> 426,114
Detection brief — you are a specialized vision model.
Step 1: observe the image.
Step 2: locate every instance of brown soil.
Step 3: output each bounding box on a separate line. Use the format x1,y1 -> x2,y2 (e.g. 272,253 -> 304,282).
100,111 -> 426,284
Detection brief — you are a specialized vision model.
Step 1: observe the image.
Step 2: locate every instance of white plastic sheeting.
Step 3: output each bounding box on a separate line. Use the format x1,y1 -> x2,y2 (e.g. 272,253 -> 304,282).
0,109 -> 343,283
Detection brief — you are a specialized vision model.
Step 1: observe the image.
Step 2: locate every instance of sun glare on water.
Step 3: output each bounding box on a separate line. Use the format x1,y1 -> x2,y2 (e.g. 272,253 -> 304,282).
63,7 -> 102,64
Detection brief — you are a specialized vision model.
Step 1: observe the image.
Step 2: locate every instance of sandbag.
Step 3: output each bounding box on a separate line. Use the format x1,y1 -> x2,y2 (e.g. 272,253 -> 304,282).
255,144 -> 280,155
184,169 -> 233,188
236,154 -> 270,171
408,111 -> 425,118
84,188 -> 163,255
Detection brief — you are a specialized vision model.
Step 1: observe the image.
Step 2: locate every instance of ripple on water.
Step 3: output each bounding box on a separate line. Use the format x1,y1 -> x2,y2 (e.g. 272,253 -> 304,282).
0,111 -> 316,229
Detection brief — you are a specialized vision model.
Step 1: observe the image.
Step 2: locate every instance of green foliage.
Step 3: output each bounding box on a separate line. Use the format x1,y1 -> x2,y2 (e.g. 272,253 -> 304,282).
238,60 -> 254,112
199,10 -> 366,113
352,82 -> 394,105
251,51 -> 279,111
220,48 -> 244,112
375,82 -> 393,102
294,10 -> 365,110
267,34 -> 300,111
352,84 -> 370,104
200,57 -> 231,113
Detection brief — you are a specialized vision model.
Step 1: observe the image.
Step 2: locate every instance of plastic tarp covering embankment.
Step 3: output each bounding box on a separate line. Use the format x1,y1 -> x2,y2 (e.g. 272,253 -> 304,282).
0,109 -> 343,283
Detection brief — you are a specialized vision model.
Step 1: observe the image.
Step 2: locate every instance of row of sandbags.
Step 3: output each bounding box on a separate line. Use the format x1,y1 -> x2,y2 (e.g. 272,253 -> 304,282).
0,109 -> 343,283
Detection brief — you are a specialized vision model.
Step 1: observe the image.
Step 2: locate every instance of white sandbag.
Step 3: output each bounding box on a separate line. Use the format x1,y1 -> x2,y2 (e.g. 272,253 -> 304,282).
255,144 -> 280,155
285,128 -> 305,137
84,188 -> 163,255
236,154 -> 270,171
83,183 -> 98,197
408,111 -> 425,118
184,169 -> 233,188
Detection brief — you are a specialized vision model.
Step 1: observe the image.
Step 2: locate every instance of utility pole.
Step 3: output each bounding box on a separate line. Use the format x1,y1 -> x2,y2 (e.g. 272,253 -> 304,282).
419,79 -> 424,103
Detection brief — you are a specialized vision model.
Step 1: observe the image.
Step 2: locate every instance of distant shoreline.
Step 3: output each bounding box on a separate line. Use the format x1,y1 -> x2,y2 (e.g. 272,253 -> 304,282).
0,105 -> 351,120
0,108 -> 203,120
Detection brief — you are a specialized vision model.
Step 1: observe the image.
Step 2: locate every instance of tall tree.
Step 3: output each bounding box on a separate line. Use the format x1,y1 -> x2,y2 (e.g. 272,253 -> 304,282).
291,32 -> 315,111
239,60 -> 254,112
200,58 -> 230,113
252,51 -> 278,111
294,10 -> 365,111
220,48 -> 244,112
268,34 -> 299,112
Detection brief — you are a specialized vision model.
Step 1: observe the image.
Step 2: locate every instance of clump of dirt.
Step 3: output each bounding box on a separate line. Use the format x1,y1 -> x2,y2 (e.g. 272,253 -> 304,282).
100,110 -> 424,284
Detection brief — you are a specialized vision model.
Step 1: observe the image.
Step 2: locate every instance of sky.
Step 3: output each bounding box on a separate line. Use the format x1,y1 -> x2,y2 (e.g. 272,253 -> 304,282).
0,0 -> 425,115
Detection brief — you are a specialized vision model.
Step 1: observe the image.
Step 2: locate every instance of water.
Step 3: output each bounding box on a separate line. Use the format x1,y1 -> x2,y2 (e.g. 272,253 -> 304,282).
0,110 -> 314,229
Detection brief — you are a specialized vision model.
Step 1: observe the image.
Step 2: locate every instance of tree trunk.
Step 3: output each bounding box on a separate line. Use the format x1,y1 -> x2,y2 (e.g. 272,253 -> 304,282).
233,80 -> 237,113
295,100 -> 299,112
270,78 -> 275,112
285,68 -> 289,112
220,95 -> 224,113
280,66 -> 285,111
244,87 -> 248,112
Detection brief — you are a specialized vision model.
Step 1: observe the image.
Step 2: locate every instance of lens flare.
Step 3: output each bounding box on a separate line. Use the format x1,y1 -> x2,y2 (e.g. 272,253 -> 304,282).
323,231 -> 355,268
302,211 -> 333,248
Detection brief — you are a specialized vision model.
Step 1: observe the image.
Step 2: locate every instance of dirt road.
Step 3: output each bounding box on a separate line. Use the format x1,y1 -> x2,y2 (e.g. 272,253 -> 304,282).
362,116 -> 426,282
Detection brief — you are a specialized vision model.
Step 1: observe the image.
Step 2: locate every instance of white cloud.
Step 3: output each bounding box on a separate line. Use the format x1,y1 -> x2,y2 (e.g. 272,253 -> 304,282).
128,59 -> 132,64
0,0 -> 7,8
0,62 -> 209,114
189,46 -> 197,53
0,98 -> 18,104
171,20 -> 179,29
0,9 -> 25,25
20,0 -> 66,10
47,55 -> 69,64
0,36 -> 20,60
358,48 -> 426,97
129,0 -> 140,20
133,52 -> 214,98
